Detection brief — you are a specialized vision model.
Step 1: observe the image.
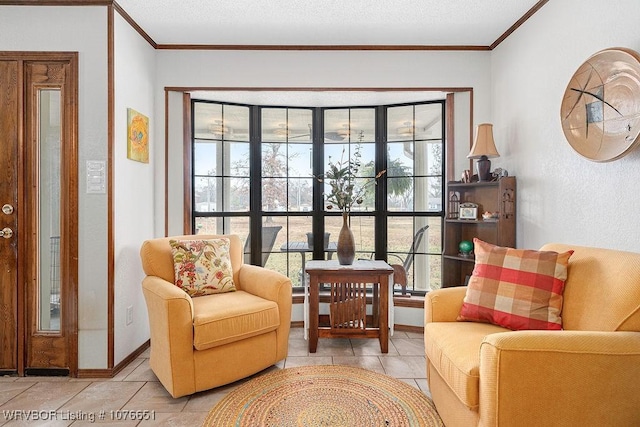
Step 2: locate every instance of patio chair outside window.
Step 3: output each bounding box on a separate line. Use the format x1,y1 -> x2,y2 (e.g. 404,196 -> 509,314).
388,224 -> 429,296
244,225 -> 283,266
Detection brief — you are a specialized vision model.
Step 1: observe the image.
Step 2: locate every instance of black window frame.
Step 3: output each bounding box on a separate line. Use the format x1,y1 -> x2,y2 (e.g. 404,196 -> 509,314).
190,99 -> 446,296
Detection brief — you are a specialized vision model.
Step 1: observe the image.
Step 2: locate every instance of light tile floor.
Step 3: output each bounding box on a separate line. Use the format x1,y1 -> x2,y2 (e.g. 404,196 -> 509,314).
0,328 -> 429,426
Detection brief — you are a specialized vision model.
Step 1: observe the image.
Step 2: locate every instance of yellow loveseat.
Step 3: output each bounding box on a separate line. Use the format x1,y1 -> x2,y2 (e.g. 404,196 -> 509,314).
425,243 -> 640,427
140,234 -> 292,398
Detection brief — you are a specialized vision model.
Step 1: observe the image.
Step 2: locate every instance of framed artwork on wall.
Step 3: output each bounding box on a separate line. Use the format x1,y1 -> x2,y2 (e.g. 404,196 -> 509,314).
127,108 -> 149,163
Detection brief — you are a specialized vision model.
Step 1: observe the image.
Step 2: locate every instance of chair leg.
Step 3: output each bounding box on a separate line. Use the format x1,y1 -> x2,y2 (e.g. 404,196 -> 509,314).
391,264 -> 410,297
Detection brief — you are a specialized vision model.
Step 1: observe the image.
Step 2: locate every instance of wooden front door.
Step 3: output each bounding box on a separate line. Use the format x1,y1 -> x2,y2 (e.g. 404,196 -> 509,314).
0,53 -> 78,376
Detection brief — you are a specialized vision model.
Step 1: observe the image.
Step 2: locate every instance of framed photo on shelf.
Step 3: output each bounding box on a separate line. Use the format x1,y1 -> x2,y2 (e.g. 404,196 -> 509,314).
459,202 -> 478,220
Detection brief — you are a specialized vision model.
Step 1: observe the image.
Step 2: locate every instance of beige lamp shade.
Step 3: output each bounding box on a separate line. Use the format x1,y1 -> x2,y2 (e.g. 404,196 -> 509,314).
468,123 -> 500,159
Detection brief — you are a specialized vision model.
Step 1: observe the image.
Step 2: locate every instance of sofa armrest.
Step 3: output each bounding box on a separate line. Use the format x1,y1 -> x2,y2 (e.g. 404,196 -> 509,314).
237,264 -> 293,360
141,276 -> 196,398
479,330 -> 640,427
424,286 -> 467,323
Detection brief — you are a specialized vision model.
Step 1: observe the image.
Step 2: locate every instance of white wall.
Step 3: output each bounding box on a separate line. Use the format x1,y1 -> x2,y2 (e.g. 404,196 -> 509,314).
113,14 -> 156,364
0,6 -> 110,369
491,0 -> 640,252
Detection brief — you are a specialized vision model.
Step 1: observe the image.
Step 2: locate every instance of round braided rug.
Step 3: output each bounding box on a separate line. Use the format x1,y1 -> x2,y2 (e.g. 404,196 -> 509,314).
203,365 -> 443,427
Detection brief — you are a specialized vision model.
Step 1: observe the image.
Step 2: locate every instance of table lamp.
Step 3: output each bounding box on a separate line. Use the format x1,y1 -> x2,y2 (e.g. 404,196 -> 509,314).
468,123 -> 500,182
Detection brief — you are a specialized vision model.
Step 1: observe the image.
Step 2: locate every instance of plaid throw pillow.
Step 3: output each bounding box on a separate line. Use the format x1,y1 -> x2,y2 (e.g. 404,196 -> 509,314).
170,238 -> 236,297
457,239 -> 573,330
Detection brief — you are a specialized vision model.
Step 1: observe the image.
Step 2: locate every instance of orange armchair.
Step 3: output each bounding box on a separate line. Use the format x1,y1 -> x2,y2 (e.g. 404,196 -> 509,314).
140,234 -> 292,398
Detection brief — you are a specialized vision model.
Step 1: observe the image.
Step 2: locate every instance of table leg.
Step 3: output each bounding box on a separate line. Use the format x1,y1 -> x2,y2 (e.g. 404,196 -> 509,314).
379,276 -> 389,353
308,274 -> 319,353
372,282 -> 379,327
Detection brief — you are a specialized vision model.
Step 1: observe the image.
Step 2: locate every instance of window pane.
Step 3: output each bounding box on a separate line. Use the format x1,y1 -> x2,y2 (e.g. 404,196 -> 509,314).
387,176 -> 413,211
415,103 -> 442,140
410,176 -> 442,212
224,104 -> 250,141
227,142 -> 250,177
262,177 -> 287,211
426,141 -> 443,175
194,102 -> 222,140
195,216 -> 249,239
228,177 -> 250,211
387,105 -> 414,142
350,109 -> 375,142
414,140 -> 443,176
194,176 -> 220,212
356,143 -> 375,176
194,164 -> 250,212
262,143 -> 287,178
262,108 -> 287,142
287,143 -> 313,177
288,178 -> 313,211
269,216 -> 314,287
194,140 -> 218,176
324,142 -> 377,212
324,109 -> 350,143
288,109 -> 312,143
387,217 -> 442,292
324,142 -> 348,164
387,142 -> 414,176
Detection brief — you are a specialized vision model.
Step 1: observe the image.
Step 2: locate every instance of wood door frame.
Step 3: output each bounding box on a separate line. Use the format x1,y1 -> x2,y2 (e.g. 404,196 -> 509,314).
0,51 -> 78,376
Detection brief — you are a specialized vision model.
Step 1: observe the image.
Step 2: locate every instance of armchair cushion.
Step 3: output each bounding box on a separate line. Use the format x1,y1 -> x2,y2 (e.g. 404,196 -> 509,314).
192,290 -> 280,351
425,321 -> 509,409
170,238 -> 236,296
457,239 -> 573,330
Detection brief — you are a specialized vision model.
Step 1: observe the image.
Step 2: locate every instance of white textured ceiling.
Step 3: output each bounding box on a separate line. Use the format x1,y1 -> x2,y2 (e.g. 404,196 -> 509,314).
116,0 -> 543,46
122,1 -> 544,107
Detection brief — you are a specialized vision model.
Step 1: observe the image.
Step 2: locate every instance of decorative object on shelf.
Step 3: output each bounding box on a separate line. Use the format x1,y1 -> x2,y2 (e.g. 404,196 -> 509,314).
459,202 -> 478,220
461,169 -> 471,183
316,144 -> 386,265
468,123 -> 500,181
482,211 -> 499,221
459,240 -> 474,257
560,47 -> 640,162
448,192 -> 460,219
492,167 -> 508,180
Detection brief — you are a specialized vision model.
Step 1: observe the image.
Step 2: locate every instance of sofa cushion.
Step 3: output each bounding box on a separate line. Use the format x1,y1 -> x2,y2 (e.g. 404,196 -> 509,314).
457,239 -> 573,331
170,238 -> 236,297
192,290 -> 280,351
425,321 -> 509,409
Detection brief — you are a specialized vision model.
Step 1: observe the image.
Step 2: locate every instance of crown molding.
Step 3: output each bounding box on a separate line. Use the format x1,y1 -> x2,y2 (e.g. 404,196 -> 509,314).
0,0 -> 549,51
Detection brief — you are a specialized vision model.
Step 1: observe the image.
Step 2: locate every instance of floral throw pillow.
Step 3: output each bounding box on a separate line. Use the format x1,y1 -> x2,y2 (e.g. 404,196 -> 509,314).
457,238 -> 573,330
169,238 -> 236,297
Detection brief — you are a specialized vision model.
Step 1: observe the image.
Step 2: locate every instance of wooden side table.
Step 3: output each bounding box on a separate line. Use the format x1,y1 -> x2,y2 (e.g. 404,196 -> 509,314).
305,259 -> 394,353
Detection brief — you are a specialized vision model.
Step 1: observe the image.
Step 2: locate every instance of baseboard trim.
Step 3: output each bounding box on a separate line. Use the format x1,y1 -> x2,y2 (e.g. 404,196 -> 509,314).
393,324 -> 424,334
77,340 -> 150,379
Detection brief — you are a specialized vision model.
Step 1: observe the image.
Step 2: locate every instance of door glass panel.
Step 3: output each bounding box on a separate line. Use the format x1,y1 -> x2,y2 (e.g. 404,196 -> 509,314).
39,89 -> 61,332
